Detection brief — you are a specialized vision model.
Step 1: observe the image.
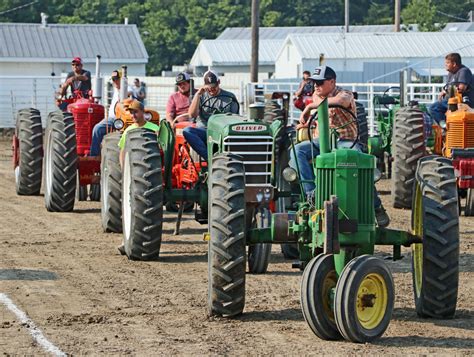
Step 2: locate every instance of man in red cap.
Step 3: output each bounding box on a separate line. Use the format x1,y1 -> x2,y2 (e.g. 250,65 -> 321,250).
58,57 -> 91,109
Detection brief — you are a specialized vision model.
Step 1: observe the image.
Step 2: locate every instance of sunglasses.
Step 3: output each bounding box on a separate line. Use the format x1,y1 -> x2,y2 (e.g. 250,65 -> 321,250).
314,80 -> 327,87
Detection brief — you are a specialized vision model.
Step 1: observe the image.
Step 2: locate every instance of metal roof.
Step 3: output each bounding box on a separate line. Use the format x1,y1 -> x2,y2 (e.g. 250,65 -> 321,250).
0,23 -> 148,63
284,32 -> 474,60
190,39 -> 282,66
443,22 -> 474,32
217,25 -> 403,40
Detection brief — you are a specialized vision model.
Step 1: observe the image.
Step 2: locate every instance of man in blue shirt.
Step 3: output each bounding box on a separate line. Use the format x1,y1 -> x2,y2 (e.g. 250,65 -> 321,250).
429,53 -> 474,124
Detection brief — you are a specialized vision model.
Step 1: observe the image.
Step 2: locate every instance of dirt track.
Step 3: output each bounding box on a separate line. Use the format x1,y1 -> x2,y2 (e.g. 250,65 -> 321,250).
0,138 -> 473,355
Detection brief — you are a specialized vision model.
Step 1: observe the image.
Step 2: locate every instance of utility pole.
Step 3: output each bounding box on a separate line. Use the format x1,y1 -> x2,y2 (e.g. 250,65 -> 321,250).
394,0 -> 401,32
344,0 -> 349,33
250,0 -> 259,83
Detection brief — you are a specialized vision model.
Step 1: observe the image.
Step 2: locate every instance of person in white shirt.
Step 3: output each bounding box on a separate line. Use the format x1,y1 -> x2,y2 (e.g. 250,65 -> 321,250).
90,70 -> 121,156
128,78 -> 146,103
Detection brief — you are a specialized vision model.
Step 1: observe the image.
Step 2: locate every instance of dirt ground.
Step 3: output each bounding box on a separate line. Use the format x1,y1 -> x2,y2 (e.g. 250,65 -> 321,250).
0,138 -> 472,355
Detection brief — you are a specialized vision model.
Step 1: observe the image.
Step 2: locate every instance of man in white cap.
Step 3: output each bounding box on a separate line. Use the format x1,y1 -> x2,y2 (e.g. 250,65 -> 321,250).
289,65 -> 390,227
185,70 -> 239,160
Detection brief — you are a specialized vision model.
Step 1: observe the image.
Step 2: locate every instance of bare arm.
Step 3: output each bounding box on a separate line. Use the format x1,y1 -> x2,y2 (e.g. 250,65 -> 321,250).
294,81 -> 305,97
327,90 -> 352,109
119,149 -> 125,168
188,87 -> 206,118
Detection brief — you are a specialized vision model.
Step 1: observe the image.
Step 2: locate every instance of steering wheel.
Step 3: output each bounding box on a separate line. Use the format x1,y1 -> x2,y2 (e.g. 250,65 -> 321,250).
381,86 -> 400,109
306,102 -> 359,150
199,93 -> 240,117
172,113 -> 191,127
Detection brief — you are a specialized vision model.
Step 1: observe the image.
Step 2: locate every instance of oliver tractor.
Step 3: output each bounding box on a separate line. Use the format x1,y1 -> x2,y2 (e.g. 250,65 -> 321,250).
207,99 -> 459,343
13,55 -> 106,210
118,92 -> 293,276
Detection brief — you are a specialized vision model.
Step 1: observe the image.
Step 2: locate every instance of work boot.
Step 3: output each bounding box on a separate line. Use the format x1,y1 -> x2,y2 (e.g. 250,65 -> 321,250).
375,204 -> 390,228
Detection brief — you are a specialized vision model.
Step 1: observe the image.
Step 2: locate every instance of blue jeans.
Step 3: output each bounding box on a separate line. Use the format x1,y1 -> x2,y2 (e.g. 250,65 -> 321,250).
428,98 -> 448,124
183,126 -> 208,160
289,139 -> 382,208
90,118 -> 114,156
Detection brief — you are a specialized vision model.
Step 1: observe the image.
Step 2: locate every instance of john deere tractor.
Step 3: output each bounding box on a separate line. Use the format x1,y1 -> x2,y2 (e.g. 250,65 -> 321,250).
119,92 -> 292,275
207,99 -> 459,343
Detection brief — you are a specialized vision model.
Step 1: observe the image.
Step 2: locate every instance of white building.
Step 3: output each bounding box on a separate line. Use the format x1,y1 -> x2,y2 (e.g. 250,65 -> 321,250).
0,22 -> 148,76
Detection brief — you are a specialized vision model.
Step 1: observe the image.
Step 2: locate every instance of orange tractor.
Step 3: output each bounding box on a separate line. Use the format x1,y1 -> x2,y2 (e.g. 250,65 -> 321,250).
100,75 -> 203,235
430,86 -> 474,215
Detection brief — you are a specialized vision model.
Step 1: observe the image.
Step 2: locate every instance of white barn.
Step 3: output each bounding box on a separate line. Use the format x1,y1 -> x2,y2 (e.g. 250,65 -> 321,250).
274,32 -> 474,82
0,22 -> 148,76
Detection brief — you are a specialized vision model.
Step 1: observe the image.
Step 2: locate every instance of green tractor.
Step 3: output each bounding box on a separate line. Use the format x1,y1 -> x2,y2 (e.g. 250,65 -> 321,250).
120,93 -> 293,274
368,87 -> 428,208
207,99 -> 459,343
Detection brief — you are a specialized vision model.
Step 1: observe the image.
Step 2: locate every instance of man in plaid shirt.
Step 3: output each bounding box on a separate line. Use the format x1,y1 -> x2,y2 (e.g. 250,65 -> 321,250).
290,65 -> 389,227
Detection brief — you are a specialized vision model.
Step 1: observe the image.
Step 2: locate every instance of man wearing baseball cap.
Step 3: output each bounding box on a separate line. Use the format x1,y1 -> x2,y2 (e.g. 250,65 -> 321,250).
118,100 -> 159,167
58,57 -> 91,109
185,70 -> 239,160
165,72 -> 195,125
289,65 -> 389,227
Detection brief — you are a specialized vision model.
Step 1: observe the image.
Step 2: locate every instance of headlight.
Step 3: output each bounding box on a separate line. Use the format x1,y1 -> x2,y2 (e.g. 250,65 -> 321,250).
283,167 -> 298,182
113,119 -> 124,130
374,168 -> 382,183
144,112 -> 152,121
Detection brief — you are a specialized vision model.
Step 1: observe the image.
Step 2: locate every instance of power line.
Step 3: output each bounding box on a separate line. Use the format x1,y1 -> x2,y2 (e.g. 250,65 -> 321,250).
436,9 -> 468,22
0,1 -> 38,16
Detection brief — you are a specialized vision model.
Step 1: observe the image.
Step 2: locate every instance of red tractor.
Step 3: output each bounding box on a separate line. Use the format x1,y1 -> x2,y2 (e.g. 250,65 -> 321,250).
13,55 -> 106,211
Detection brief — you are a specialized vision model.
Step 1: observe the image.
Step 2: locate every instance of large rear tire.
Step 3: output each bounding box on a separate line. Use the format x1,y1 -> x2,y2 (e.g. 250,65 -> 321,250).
101,132 -> 122,233
14,108 -> 43,195
44,111 -> 77,212
391,106 -> 425,208
208,153 -> 246,317
122,129 -> 163,260
247,208 -> 271,274
411,155 -> 459,318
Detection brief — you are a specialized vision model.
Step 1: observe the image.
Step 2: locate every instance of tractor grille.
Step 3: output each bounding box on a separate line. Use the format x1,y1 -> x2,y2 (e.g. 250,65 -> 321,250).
316,168 -> 334,208
316,167 -> 374,225
447,121 -> 474,149
223,135 -> 273,186
357,168 -> 374,224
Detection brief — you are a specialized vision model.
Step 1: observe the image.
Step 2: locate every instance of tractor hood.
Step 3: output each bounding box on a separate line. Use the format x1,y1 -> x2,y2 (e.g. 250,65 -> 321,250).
207,113 -> 271,147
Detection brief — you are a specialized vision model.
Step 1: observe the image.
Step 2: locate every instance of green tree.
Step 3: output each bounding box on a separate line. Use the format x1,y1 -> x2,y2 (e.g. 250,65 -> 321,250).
402,0 -> 443,31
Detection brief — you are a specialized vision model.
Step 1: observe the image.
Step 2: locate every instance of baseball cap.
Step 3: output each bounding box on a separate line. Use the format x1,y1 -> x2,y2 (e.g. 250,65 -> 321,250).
203,70 -> 219,87
176,72 -> 191,84
127,100 -> 144,112
310,66 -> 337,81
72,57 -> 82,65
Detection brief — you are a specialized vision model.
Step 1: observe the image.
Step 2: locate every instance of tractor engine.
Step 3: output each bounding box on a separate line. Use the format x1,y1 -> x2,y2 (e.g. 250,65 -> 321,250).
445,102 -> 474,189
68,98 -> 104,156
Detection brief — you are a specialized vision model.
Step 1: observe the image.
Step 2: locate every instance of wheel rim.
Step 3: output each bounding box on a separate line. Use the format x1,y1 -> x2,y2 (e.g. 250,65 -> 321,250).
101,164 -> 109,214
356,273 -> 388,330
45,130 -> 53,199
14,165 -> 20,184
123,152 -> 131,242
322,270 -> 337,323
412,184 -> 423,298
